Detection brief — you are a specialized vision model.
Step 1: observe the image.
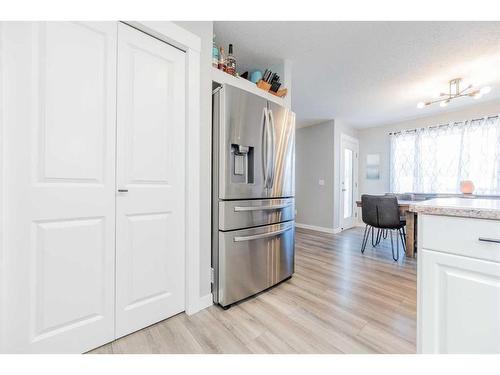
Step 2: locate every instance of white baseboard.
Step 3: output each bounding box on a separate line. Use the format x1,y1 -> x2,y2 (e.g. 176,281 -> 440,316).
198,293 -> 214,310
295,223 -> 341,234
186,293 -> 213,316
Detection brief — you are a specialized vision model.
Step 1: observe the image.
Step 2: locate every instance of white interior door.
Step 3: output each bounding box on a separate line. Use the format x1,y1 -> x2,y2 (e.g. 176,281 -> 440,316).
1,22 -> 117,353
115,23 -> 186,338
339,135 -> 359,230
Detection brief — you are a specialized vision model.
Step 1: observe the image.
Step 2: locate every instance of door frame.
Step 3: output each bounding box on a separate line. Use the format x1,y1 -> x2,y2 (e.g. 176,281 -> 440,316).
0,22 -> 5,346
125,22 -> 206,315
339,133 -> 359,231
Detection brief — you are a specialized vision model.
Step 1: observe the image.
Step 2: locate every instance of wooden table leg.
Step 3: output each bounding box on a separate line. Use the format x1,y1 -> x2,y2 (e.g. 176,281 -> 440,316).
405,211 -> 416,258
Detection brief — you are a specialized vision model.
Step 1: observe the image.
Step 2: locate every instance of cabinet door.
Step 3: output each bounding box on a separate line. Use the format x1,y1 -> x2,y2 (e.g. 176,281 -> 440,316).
115,23 -> 186,338
420,249 -> 500,353
1,22 -> 117,353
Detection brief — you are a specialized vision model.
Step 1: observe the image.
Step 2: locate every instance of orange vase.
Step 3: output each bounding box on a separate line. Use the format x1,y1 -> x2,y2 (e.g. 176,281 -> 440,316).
460,180 -> 475,194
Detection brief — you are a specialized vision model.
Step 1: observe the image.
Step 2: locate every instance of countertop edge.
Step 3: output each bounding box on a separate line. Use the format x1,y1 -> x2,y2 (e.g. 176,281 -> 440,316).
409,204 -> 500,220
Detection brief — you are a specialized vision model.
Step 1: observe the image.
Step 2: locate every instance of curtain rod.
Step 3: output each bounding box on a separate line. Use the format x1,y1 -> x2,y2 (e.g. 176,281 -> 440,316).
388,114 -> 499,135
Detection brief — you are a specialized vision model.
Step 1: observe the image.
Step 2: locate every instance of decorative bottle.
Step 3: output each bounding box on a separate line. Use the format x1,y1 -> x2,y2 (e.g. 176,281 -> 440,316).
218,47 -> 226,71
212,35 -> 219,68
225,44 -> 236,76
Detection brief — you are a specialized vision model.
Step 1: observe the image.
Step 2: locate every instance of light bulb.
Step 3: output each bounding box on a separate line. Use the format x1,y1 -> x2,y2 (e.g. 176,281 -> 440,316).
473,92 -> 483,99
440,100 -> 449,107
480,86 -> 491,95
417,102 -> 425,109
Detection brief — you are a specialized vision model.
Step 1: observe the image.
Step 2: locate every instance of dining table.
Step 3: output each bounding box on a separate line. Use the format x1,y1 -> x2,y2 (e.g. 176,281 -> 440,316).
355,199 -> 418,258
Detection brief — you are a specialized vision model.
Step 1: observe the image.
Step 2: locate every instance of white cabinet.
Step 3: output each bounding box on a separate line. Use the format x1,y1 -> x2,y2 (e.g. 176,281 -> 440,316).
418,214 -> 500,354
419,249 -> 500,353
0,22 -> 187,353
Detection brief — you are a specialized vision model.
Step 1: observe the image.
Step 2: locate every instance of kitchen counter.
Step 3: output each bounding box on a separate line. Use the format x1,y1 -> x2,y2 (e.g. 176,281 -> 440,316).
409,197 -> 500,220
415,198 -> 500,353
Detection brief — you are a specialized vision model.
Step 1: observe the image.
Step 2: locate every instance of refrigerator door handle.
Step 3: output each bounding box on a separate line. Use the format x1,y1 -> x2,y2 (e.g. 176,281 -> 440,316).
262,107 -> 272,188
268,109 -> 276,188
234,203 -> 293,212
261,107 -> 268,188
233,226 -> 293,242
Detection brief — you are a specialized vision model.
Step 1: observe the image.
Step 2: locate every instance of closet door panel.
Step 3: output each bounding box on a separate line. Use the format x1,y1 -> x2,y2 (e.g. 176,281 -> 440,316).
41,22 -> 108,182
115,23 -> 186,338
1,21 -> 117,353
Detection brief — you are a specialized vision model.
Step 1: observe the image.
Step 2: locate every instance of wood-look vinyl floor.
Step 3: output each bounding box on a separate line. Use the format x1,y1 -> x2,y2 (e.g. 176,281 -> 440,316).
90,227 -> 417,354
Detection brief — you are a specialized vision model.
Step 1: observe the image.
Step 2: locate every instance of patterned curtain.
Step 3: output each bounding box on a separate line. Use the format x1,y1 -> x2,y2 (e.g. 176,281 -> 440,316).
390,116 -> 500,194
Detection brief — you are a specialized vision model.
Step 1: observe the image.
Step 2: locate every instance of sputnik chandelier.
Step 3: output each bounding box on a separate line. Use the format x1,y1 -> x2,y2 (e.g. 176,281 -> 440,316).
417,78 -> 491,108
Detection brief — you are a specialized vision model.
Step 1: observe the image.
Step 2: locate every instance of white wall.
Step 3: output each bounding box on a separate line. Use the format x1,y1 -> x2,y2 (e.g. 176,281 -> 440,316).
174,22 -> 213,300
295,119 -> 359,232
358,99 -> 500,196
295,121 -> 335,230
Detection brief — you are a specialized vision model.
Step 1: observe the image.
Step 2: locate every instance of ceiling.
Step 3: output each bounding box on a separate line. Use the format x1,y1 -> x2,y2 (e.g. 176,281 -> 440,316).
214,21 -> 500,129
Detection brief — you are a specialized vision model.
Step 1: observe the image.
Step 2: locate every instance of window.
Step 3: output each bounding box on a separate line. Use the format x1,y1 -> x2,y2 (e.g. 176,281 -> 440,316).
390,116 -> 500,194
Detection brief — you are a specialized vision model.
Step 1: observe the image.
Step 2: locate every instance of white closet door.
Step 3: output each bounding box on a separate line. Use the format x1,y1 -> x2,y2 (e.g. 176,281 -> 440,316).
1,22 -> 117,353
115,23 -> 186,338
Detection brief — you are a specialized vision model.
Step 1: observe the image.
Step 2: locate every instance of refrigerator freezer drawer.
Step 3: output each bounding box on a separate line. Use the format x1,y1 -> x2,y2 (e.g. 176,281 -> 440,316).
217,221 -> 295,307
219,198 -> 295,231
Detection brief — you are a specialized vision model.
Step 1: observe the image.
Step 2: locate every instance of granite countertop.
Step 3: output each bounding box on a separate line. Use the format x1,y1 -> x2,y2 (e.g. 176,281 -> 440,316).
409,198 -> 500,220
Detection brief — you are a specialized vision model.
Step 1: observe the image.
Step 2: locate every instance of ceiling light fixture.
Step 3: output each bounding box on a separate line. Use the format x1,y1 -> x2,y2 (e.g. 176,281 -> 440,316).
417,78 -> 491,109
480,86 -> 492,95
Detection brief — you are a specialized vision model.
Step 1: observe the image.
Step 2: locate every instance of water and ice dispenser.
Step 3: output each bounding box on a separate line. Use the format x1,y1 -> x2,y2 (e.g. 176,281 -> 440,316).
231,144 -> 254,184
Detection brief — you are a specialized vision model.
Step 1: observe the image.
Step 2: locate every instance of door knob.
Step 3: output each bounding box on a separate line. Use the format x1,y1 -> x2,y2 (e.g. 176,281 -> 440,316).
117,189 -> 128,193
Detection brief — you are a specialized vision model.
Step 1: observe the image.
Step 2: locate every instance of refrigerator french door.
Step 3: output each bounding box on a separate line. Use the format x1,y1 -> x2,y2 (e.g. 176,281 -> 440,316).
212,84 -> 296,308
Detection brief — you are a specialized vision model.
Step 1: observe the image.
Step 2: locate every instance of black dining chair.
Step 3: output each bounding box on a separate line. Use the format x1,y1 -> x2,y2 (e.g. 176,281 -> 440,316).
360,194 -> 406,261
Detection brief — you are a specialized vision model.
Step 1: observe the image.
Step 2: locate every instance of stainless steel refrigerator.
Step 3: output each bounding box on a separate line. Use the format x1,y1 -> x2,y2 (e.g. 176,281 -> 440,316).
212,84 -> 296,308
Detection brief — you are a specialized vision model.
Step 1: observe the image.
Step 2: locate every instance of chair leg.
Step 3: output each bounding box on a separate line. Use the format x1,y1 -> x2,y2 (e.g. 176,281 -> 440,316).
375,228 -> 382,246
398,228 -> 406,252
389,230 -> 399,262
372,227 -> 382,247
361,225 -> 370,254
395,230 -> 400,261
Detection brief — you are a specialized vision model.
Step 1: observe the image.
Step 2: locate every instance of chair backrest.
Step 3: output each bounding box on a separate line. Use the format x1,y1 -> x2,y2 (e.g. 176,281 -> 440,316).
361,194 -> 400,229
